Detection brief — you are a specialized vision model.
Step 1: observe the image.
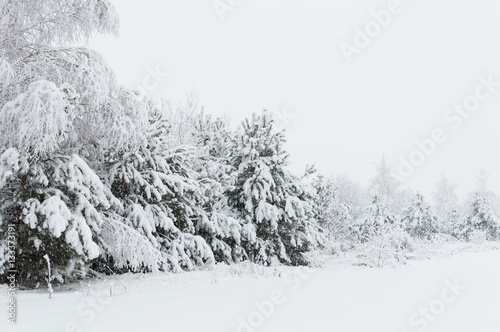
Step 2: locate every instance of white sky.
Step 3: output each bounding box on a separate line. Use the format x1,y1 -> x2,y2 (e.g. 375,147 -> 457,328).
89,0 -> 500,199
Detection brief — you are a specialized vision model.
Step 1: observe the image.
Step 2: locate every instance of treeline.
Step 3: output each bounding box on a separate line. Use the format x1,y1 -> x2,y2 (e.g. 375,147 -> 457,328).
313,158 -> 500,267
0,0 -> 322,283
1,1 -> 499,287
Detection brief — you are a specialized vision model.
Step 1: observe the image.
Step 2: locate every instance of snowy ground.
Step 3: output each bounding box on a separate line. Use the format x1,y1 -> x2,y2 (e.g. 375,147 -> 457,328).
2,244 -> 500,332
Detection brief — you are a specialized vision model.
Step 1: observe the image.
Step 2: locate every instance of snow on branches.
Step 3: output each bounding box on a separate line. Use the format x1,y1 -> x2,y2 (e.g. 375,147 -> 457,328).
0,80 -> 74,158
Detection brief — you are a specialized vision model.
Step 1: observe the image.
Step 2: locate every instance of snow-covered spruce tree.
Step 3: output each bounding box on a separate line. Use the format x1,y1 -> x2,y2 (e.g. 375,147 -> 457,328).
445,209 -> 463,238
466,169 -> 500,218
310,174 -> 337,232
0,149 -> 119,285
454,193 -> 499,241
432,174 -> 460,234
352,194 -> 397,243
190,113 -> 245,263
0,80 -> 119,284
453,170 -> 500,241
104,99 -> 214,272
228,112 -> 321,266
402,193 -> 438,240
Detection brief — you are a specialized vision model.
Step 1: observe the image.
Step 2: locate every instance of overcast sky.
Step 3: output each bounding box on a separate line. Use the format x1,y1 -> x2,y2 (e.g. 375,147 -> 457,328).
90,0 -> 500,199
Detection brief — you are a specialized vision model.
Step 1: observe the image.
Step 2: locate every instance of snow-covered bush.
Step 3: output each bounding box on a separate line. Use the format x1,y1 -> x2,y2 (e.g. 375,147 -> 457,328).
441,209 -> 462,236
355,226 -> 415,268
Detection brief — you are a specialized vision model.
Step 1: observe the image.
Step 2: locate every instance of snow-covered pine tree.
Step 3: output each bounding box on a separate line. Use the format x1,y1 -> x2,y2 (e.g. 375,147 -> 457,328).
0,69 -> 120,286
0,147 -> 119,285
228,112 -> 320,266
104,98 -> 214,272
445,209 -> 463,237
191,113 -> 244,263
454,170 -> 500,241
432,174 -> 460,234
402,193 -> 438,240
468,169 -> 500,217
352,194 -> 397,243
455,193 -> 499,241
311,174 -> 337,232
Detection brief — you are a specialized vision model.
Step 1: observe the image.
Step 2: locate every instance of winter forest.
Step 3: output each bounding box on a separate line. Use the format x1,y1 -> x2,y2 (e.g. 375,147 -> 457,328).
1,1 -> 500,331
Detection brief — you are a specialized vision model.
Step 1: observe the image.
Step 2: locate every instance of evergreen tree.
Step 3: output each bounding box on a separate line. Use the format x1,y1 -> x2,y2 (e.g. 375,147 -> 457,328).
402,193 -> 438,240
104,100 -> 214,272
456,193 -> 499,241
352,194 -> 397,243
228,112 -> 320,266
0,148 -> 119,284
192,113 -> 244,263
471,169 -> 500,217
311,174 -> 337,232
432,174 -> 459,232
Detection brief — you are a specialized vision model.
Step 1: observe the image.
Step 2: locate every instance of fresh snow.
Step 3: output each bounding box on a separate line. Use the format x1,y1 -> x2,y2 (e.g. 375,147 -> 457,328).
2,247 -> 500,332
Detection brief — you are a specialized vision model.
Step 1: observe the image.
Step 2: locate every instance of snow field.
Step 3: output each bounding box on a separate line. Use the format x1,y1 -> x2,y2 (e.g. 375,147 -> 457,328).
1,248 -> 500,332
